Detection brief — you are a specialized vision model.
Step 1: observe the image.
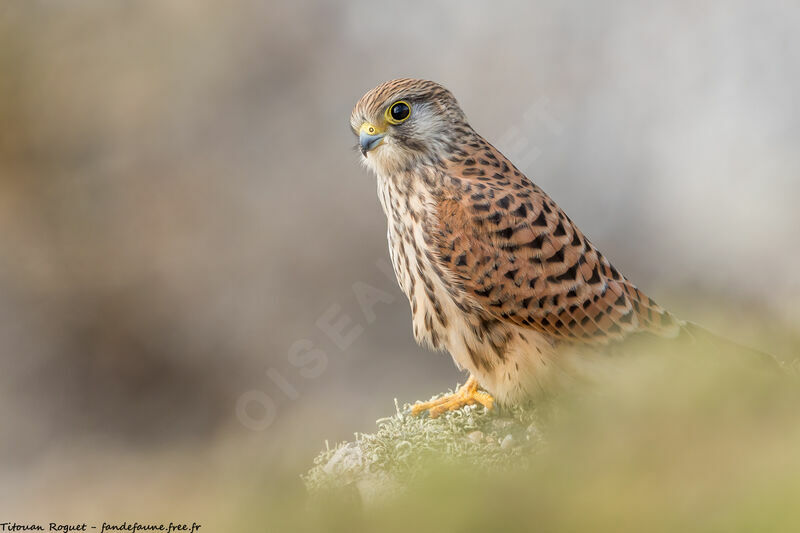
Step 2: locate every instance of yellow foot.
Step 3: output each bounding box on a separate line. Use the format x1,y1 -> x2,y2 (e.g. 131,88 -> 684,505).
410,376 -> 494,418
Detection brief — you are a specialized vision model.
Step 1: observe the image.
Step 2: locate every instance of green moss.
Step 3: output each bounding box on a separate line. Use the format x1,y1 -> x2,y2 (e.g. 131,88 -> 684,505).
295,348 -> 800,532
303,392 -> 545,500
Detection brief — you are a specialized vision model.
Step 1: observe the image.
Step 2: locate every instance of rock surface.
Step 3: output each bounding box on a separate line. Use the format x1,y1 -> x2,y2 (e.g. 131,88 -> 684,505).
304,397 -> 545,503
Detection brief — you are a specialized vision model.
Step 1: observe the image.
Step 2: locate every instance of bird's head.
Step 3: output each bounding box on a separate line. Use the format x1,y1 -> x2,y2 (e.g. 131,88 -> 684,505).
350,78 -> 470,175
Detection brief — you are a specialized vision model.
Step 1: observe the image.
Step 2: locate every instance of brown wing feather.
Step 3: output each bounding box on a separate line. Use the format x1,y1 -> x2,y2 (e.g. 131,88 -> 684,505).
432,142 -> 681,345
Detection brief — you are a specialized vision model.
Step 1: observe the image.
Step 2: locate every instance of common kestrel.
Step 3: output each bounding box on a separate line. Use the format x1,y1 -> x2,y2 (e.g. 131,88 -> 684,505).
350,78 -> 768,417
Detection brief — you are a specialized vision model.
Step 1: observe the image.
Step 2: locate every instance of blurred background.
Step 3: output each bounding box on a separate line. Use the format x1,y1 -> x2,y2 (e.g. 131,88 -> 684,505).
1,0 -> 798,525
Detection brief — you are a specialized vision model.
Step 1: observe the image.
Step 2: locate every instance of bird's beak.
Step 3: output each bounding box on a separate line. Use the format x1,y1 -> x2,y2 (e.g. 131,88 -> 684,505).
359,122 -> 386,156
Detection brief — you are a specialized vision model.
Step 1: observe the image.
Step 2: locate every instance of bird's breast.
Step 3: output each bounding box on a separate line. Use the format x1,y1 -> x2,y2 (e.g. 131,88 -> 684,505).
374,171 -> 575,403
377,173 -> 457,351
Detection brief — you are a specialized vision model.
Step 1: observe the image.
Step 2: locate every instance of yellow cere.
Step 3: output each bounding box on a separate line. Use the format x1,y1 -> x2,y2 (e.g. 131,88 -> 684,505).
360,122 -> 386,135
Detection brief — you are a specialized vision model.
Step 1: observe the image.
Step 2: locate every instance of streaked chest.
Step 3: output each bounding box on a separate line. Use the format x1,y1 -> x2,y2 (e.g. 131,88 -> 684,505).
376,172 -> 454,349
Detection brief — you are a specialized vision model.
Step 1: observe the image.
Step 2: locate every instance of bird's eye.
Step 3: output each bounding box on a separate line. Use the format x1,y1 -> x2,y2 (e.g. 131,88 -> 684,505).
385,101 -> 411,124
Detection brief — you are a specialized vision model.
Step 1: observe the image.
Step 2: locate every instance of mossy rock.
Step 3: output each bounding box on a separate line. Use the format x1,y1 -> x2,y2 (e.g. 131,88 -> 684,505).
303,392 -> 546,504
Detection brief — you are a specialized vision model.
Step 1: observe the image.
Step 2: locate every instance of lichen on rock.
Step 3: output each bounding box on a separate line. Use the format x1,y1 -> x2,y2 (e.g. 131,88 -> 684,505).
303,393 -> 545,503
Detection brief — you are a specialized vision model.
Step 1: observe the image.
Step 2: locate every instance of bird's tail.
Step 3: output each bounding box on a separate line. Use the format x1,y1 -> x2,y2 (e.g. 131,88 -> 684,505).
678,321 -> 782,369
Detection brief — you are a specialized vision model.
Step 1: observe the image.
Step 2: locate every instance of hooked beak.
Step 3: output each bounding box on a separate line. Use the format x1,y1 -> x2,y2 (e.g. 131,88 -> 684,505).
359,122 -> 386,156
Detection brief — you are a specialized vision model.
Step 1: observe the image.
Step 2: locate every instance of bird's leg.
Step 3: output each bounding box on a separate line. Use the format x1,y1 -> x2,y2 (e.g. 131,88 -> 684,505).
410,375 -> 494,418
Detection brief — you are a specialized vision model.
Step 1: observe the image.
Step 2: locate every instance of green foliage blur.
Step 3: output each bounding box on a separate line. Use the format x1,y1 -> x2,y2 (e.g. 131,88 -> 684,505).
268,349 -> 799,532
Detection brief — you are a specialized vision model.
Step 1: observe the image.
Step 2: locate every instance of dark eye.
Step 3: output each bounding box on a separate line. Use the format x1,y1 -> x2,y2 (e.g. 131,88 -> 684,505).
386,101 -> 411,124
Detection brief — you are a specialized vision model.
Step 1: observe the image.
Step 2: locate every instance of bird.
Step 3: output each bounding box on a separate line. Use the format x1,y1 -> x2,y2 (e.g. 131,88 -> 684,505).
350,78 -> 775,418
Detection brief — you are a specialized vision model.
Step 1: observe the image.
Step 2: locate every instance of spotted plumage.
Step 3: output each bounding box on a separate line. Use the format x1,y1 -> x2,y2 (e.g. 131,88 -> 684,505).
350,79 -> 705,409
